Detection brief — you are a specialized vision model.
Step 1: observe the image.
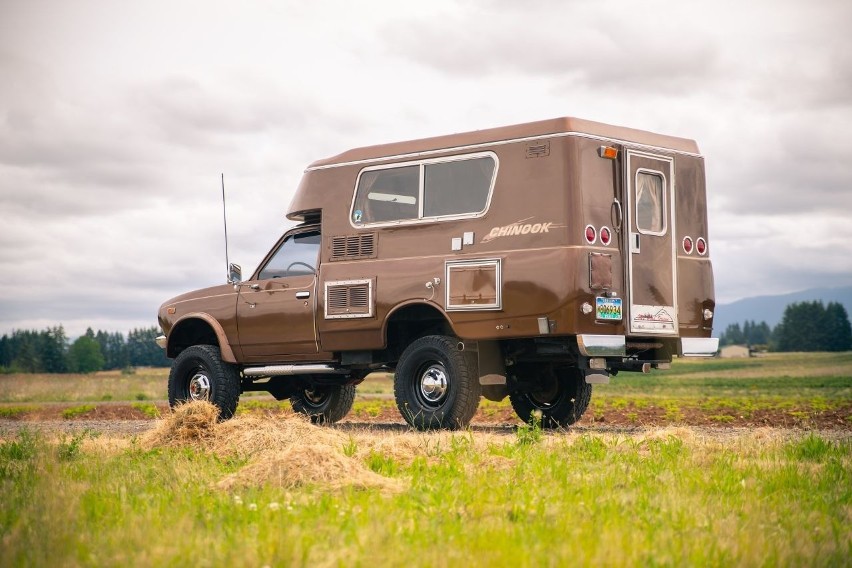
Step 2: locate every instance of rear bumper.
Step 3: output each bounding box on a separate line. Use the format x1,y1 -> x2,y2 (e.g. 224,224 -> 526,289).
577,334 -> 626,356
155,334 -> 167,349
680,337 -> 719,357
576,334 -> 719,358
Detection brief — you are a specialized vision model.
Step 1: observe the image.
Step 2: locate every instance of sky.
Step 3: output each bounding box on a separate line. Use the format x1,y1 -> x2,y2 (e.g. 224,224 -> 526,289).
1,0 -> 851,338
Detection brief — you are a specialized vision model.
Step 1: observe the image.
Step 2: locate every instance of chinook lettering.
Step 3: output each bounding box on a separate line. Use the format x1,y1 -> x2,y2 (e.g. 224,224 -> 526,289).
481,218 -> 558,243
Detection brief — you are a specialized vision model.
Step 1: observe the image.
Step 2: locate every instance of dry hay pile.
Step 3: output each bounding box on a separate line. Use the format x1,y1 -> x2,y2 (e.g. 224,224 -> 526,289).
354,433 -> 434,466
142,401 -> 404,493
141,400 -> 220,449
217,444 -> 404,493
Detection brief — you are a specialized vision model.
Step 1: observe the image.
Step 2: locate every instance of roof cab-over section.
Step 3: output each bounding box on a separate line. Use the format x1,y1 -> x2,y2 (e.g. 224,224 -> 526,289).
286,116 -> 699,221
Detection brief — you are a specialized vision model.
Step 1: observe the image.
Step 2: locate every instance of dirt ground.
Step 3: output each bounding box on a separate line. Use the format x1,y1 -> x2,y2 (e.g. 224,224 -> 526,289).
1,399 -> 849,437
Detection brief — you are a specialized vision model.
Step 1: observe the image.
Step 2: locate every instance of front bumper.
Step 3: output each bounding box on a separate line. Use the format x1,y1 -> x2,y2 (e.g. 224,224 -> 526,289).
155,334 -> 167,349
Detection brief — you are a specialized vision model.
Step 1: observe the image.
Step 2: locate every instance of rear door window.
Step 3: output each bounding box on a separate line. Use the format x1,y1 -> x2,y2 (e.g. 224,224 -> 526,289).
635,170 -> 666,235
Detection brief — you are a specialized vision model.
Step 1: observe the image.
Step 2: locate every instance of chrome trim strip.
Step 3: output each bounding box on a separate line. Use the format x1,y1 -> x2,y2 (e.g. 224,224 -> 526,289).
680,337 -> 719,357
577,334 -> 626,357
243,364 -> 347,377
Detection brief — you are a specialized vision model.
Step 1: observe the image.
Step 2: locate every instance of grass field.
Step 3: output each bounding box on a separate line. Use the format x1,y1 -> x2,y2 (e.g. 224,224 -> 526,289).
1,352 -> 849,428
0,352 -> 850,566
1,408 -> 850,566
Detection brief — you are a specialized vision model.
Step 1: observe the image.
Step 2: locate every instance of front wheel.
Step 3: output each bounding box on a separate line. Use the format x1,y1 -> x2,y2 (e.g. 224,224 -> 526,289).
168,344 -> 241,419
290,384 -> 356,424
509,366 -> 593,428
394,335 -> 481,431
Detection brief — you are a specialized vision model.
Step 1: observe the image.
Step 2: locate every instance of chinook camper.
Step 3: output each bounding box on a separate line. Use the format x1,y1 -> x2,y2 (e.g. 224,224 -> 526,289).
157,117 -> 718,430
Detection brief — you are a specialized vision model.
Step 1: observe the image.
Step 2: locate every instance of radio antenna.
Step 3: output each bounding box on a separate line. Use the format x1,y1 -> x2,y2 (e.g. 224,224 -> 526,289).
221,173 -> 230,282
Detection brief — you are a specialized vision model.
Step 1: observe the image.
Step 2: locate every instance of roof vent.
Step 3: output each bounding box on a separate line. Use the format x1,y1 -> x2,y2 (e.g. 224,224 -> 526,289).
526,141 -> 550,158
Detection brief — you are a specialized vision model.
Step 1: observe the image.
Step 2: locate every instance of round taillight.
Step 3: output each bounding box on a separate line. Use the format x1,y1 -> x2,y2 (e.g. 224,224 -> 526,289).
585,225 -> 596,244
682,236 -> 694,254
599,226 -> 611,246
696,237 -> 707,255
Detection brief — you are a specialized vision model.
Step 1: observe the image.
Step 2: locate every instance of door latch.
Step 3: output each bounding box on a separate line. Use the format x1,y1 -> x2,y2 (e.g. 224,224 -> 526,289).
630,232 -> 640,253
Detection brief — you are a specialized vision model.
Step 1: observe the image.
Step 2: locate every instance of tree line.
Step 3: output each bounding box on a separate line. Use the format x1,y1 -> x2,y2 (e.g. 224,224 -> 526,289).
0,326 -> 170,374
719,300 -> 852,352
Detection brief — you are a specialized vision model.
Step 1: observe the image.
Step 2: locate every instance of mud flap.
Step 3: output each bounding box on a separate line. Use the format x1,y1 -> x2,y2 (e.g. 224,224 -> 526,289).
584,370 -> 610,384
472,340 -> 508,401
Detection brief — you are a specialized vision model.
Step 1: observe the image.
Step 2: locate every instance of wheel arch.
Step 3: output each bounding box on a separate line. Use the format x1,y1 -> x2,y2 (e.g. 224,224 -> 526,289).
166,313 -> 238,362
383,301 -> 456,360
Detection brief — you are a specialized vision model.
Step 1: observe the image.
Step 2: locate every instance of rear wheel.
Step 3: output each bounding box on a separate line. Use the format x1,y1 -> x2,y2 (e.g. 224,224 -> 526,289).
168,344 -> 240,419
290,384 -> 356,424
509,366 -> 592,428
394,335 -> 481,430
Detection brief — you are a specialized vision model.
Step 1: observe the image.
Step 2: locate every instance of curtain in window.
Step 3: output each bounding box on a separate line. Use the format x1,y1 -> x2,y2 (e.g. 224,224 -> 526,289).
636,173 -> 663,233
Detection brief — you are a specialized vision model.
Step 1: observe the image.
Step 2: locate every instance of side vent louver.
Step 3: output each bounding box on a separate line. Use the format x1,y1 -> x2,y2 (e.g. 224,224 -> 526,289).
526,141 -> 550,158
330,233 -> 376,261
325,279 -> 374,319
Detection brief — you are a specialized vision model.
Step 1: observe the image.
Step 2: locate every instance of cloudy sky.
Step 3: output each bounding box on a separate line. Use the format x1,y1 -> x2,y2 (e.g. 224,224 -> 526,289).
1,0 -> 851,338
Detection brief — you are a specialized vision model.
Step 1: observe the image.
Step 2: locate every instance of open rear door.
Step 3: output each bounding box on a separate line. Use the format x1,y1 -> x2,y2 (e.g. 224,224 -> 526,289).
624,150 -> 678,335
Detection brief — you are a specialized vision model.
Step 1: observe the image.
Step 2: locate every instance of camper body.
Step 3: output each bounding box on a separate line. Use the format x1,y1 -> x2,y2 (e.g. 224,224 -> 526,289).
157,117 -> 717,429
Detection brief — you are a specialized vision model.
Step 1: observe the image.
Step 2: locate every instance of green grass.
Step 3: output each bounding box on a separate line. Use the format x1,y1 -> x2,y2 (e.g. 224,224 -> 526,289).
61,404 -> 96,419
0,406 -> 33,419
130,402 -> 160,419
0,428 -> 849,566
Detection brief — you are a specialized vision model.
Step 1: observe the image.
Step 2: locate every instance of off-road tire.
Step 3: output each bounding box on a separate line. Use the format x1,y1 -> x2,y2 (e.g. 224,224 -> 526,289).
509,367 -> 593,428
394,335 -> 481,431
168,344 -> 240,419
290,384 -> 356,424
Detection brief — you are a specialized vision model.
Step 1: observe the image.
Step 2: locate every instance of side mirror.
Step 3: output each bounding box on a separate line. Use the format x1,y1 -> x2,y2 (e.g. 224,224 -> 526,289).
228,263 -> 242,284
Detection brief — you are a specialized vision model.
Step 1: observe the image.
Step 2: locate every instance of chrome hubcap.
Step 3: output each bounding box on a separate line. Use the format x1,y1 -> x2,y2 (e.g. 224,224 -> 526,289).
419,364 -> 448,404
188,372 -> 211,400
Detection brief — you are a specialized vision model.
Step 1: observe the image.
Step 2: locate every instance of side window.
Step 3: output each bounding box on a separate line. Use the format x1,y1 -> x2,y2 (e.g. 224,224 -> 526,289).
352,166 -> 419,224
351,153 -> 496,226
635,171 -> 666,235
257,231 -> 321,280
424,157 -> 495,217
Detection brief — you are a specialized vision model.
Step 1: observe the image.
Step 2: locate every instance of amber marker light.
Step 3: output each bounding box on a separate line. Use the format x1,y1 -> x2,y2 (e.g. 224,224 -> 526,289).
598,146 -> 618,159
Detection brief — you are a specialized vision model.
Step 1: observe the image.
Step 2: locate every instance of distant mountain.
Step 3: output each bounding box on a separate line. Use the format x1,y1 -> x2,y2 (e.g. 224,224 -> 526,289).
712,286 -> 852,336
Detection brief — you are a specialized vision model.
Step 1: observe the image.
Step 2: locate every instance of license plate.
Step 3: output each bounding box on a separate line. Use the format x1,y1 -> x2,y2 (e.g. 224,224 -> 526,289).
596,297 -> 623,320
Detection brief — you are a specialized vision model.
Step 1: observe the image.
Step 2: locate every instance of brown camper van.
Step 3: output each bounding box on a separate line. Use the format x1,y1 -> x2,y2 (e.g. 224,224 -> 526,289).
156,117 -> 718,430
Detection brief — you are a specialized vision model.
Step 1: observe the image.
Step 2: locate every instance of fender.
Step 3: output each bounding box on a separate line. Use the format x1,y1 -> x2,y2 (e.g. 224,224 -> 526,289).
169,312 -> 239,363
382,299 -> 459,346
